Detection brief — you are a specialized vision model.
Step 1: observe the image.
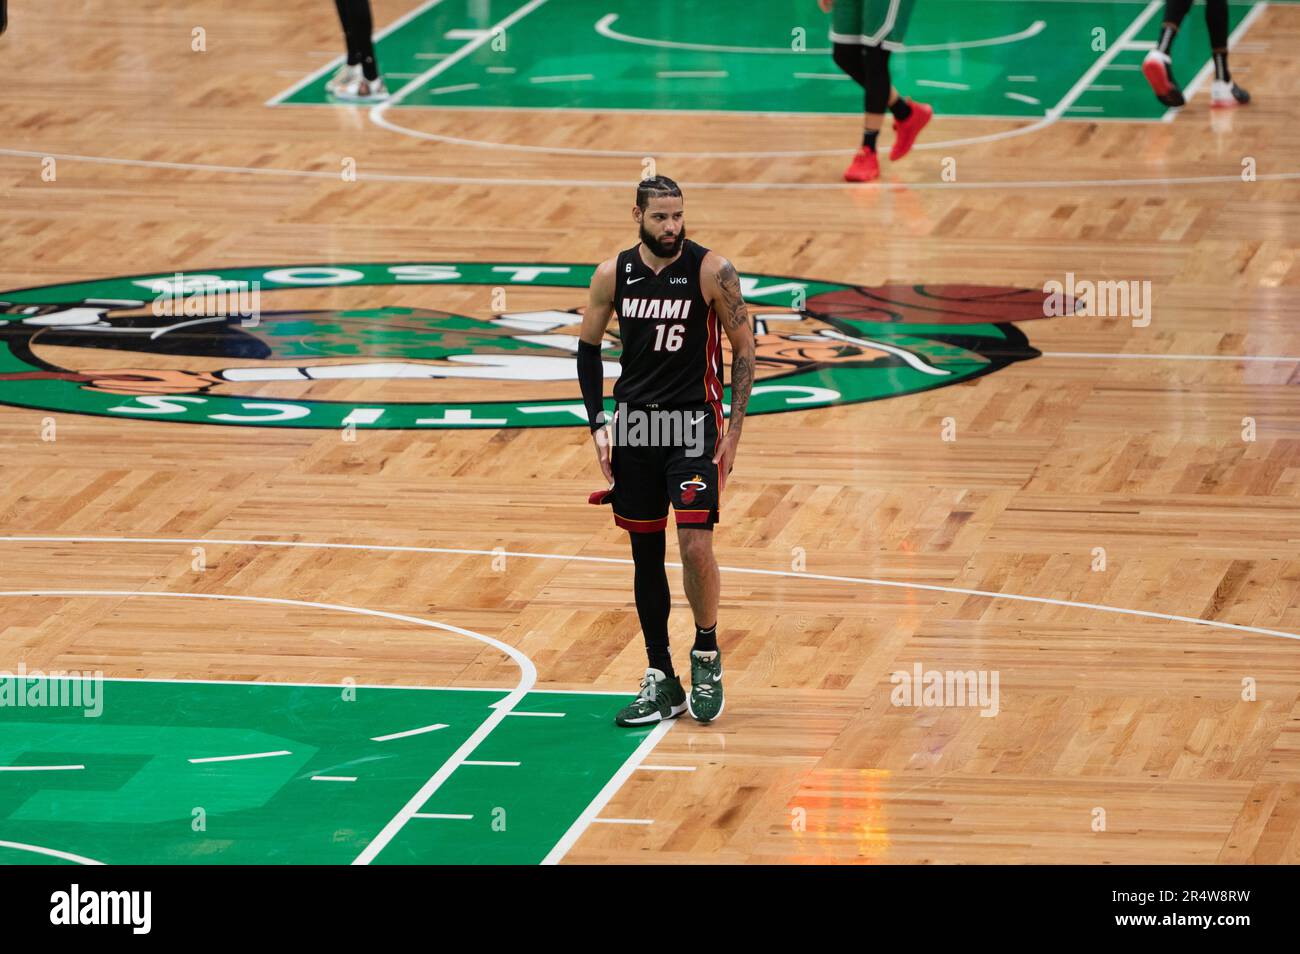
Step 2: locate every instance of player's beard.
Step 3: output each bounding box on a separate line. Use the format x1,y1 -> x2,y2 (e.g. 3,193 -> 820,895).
640,223 -> 685,259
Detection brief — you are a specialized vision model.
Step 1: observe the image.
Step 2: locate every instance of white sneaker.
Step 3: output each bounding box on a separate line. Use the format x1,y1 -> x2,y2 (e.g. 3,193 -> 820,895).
334,75 -> 389,103
1210,79 -> 1250,108
326,63 -> 360,95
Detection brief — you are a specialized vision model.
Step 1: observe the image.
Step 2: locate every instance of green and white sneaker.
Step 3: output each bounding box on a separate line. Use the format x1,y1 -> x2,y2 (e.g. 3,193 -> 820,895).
614,668 -> 687,727
688,650 -> 724,723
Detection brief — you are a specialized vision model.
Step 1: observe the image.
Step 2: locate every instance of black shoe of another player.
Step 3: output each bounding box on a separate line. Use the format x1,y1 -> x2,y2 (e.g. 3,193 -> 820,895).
1142,51 -> 1185,107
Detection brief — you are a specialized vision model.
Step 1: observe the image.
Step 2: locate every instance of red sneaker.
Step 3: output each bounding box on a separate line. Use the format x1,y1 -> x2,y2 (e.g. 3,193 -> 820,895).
843,146 -> 880,182
889,100 -> 932,162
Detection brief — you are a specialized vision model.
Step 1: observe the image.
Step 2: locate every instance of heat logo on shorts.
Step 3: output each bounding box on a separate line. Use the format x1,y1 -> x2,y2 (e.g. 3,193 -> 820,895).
680,476 -> 708,504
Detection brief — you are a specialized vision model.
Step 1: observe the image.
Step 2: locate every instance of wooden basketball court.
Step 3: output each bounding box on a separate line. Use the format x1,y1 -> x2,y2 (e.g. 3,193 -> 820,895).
1,0 -> 1298,865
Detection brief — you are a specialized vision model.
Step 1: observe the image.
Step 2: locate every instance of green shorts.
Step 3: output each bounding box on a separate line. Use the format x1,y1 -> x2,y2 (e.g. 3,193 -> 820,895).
830,0 -> 917,50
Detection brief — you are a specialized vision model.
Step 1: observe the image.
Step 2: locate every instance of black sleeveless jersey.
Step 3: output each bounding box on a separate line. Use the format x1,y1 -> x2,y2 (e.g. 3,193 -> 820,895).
611,239 -> 722,408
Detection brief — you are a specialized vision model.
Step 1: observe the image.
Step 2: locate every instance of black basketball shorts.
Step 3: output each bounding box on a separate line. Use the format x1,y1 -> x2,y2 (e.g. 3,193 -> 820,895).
606,402 -> 724,533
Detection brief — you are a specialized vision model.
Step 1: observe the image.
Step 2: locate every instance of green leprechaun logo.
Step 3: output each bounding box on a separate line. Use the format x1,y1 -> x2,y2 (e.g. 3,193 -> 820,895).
0,263 -> 1051,429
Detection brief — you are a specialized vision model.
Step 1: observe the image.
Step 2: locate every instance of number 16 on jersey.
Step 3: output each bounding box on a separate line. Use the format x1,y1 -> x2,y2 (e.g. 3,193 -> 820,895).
653,323 -> 685,352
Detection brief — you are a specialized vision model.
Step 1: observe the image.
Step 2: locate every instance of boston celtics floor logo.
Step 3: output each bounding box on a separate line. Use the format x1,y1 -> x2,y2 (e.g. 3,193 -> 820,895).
0,263 -> 1050,429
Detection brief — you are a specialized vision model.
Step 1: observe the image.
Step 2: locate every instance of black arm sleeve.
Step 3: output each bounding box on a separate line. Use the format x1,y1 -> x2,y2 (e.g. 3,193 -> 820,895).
576,339 -> 607,432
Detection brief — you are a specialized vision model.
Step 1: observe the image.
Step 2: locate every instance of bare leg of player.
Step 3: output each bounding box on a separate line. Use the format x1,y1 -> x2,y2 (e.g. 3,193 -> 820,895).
678,528 -> 719,628
679,527 -> 724,722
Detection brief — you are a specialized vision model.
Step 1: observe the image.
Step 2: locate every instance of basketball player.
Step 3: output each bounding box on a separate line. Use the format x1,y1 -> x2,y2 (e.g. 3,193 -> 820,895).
577,176 -> 755,726
1142,0 -> 1249,108
820,0 -> 932,182
327,0 -> 388,102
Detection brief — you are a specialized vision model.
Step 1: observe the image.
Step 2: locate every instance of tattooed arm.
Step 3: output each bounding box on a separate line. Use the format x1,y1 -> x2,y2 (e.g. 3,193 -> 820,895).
703,252 -> 755,474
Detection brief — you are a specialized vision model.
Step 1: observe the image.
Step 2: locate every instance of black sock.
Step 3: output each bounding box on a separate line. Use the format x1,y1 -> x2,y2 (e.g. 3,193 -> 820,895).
889,98 -> 913,121
1156,25 -> 1177,56
1213,51 -> 1230,83
630,531 -> 674,678
861,129 -> 879,151
693,623 -> 718,654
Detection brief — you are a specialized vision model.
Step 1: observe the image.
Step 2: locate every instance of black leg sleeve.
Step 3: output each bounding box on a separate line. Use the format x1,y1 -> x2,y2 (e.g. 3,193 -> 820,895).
334,0 -> 359,64
344,0 -> 380,80
863,46 -> 891,114
1164,0 -> 1195,28
832,42 -> 868,88
1205,0 -> 1230,48
630,530 -> 673,675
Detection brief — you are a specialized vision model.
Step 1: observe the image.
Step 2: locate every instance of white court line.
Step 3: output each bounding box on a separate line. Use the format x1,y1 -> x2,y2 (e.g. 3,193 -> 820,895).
544,720 -> 674,864
8,517 -> 1300,865
916,79 -> 971,91
7,533 -> 1300,865
1007,75 -> 1038,82
794,73 -> 849,80
0,841 -> 104,865
311,775 -> 357,782
462,760 -> 521,766
530,73 -> 595,83
1,144 -> 1295,191
0,670 -> 624,697
429,83 -> 480,95
1088,85 -> 1125,91
638,764 -> 697,772
365,3 -> 1160,159
1044,351 -> 1300,363
372,723 -> 449,741
189,750 -> 291,764
1005,91 -> 1041,105
656,71 -> 728,79
595,13 -> 1045,55
266,0 -> 449,106
591,817 -> 654,825
413,812 -> 473,820
505,711 -> 565,717
912,0 -> 1160,151
370,0 -> 550,135
0,587 -> 537,866
6,536 -> 1300,643
1164,1 -> 1267,121
0,764 -> 85,772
